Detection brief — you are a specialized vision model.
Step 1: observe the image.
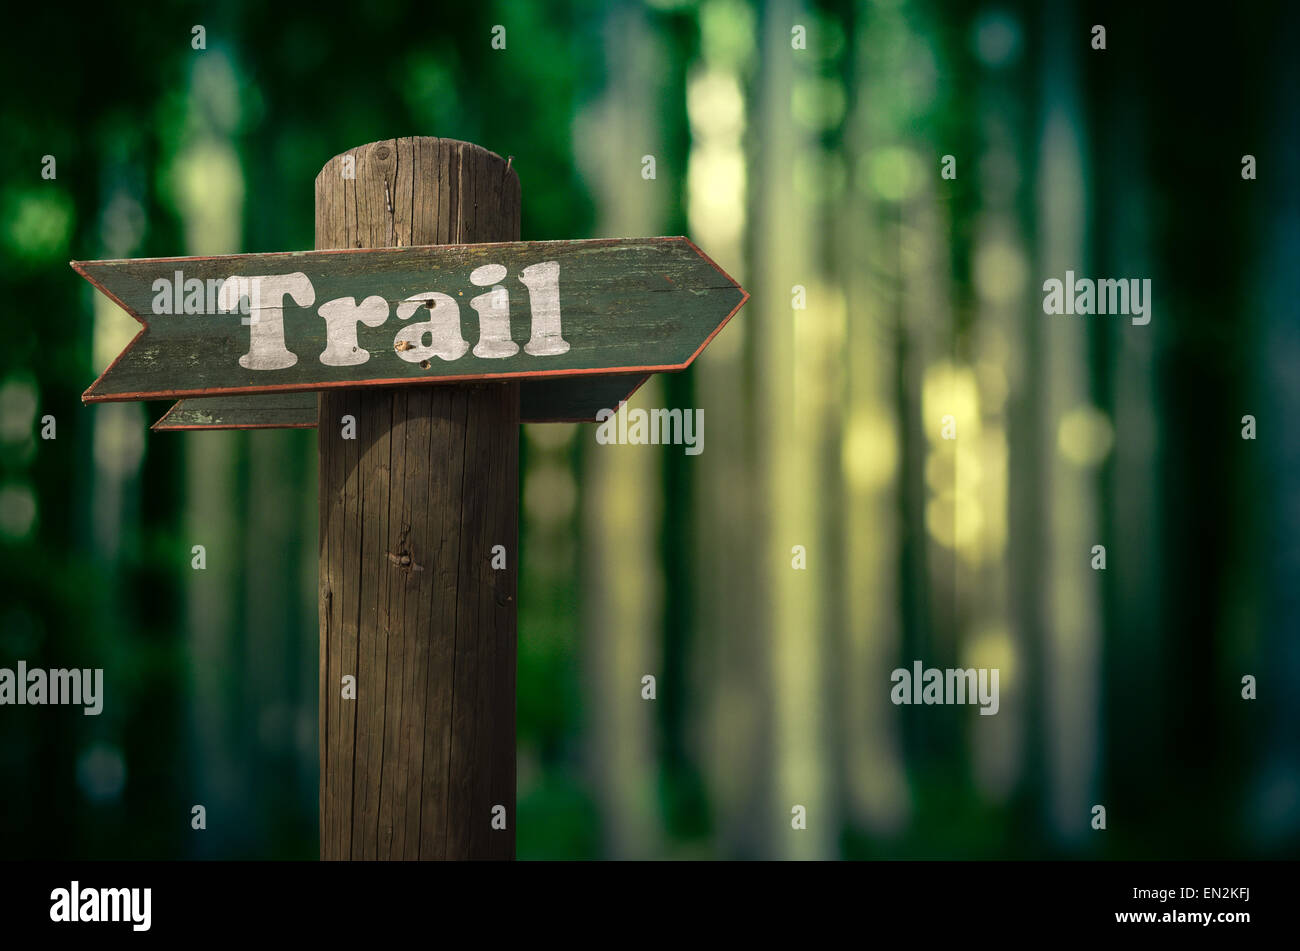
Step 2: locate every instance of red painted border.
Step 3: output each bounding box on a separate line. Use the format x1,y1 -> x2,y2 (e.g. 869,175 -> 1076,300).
73,258 -> 153,405
75,238 -> 749,404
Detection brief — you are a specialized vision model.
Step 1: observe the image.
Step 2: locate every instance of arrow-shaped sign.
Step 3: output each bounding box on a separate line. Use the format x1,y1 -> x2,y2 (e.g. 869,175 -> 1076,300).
151,374 -> 651,430
75,237 -> 746,404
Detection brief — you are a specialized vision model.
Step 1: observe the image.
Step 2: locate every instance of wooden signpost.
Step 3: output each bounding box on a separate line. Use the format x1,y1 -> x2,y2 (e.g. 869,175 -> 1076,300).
74,137 -> 747,860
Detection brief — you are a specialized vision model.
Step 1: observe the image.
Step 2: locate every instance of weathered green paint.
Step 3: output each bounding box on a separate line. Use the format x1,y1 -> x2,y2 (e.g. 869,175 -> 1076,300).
75,238 -> 746,403
153,373 -> 651,430
154,392 -> 317,430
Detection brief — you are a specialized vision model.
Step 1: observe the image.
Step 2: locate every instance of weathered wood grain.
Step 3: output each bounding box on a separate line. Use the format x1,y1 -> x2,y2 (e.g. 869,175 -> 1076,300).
75,237 -> 746,402
318,137 -> 517,860
153,373 -> 651,429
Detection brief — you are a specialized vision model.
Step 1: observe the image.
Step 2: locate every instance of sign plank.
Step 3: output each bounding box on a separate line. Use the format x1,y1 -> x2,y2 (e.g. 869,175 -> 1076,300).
75,237 -> 746,403
153,392 -> 316,430
152,374 -> 651,430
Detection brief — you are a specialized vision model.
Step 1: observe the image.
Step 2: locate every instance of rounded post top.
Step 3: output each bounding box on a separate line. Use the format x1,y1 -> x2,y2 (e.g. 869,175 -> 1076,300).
315,137 -> 520,249
315,137 -> 515,188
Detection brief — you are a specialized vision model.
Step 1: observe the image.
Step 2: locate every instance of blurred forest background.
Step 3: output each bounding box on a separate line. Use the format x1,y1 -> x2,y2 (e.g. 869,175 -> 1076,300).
1,0 -> 1297,859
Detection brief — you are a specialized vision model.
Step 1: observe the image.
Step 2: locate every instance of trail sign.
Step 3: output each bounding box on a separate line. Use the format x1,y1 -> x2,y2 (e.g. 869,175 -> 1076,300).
151,374 -> 650,430
75,238 -> 744,403
75,136 -> 747,861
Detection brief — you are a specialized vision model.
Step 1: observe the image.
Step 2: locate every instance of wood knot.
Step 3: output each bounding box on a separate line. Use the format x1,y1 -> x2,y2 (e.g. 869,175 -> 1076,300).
375,145 -> 391,160
386,550 -> 424,572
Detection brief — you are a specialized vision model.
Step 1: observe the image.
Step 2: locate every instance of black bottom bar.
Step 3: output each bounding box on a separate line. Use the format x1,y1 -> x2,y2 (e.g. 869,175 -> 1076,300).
2,860 -> 1281,939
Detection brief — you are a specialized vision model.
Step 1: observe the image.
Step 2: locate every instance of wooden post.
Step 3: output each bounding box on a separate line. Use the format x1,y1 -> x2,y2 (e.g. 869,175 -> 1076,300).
315,138 -> 519,860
